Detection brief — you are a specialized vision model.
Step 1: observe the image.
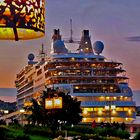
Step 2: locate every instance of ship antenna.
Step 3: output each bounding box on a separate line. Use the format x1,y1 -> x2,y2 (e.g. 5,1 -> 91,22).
38,43 -> 47,62
63,19 -> 80,44
69,19 -> 74,43
41,43 -> 44,54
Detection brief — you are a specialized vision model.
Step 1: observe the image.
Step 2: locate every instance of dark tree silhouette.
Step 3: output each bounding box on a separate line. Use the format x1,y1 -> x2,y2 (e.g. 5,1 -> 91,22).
25,98 -> 46,126
25,88 -> 82,127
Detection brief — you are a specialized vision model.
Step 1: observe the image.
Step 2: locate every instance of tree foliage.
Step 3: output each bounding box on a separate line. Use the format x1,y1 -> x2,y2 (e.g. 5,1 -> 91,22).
25,88 -> 82,127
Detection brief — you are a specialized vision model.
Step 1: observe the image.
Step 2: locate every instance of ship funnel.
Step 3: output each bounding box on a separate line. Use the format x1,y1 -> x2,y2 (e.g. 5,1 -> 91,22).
51,29 -> 68,54
52,29 -> 61,41
78,30 -> 93,53
83,30 -> 89,37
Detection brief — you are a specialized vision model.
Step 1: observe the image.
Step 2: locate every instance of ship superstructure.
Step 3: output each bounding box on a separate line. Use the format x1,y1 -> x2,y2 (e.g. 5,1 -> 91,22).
15,29 -> 136,123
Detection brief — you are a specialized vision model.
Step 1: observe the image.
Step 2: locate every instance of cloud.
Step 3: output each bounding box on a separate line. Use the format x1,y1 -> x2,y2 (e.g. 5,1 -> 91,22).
126,36 -> 140,42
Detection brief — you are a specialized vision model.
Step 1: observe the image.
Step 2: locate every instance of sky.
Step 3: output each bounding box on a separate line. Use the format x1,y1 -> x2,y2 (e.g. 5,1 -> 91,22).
0,88 -> 16,102
0,0 -> 140,94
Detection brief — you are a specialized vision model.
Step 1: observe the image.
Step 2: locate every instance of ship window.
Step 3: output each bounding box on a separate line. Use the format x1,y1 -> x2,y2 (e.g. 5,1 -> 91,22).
116,107 -> 123,111
98,58 -> 104,61
44,65 -> 47,71
93,108 -> 98,111
93,107 -> 103,111
18,76 -> 25,83
45,73 -> 48,78
35,66 -> 40,69
92,58 -> 96,61
58,72 -> 64,75
124,107 -> 130,111
83,108 -> 93,112
37,69 -> 42,76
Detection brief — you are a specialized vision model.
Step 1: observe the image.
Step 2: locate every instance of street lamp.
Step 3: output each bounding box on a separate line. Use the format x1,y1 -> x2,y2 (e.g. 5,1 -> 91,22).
44,88 -> 63,109
0,0 -> 45,41
53,97 -> 62,109
45,97 -> 62,109
45,98 -> 53,109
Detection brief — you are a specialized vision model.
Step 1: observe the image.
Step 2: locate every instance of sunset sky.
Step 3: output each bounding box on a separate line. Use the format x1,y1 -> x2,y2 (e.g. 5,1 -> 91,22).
0,0 -> 140,92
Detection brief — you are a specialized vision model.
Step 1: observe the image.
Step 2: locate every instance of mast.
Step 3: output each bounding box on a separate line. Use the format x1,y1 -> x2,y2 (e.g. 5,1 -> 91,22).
69,19 -> 73,43
38,43 -> 46,62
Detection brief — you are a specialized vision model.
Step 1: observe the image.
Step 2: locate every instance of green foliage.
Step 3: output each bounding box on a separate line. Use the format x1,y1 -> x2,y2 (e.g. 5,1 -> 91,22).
30,135 -> 52,140
93,127 -> 130,139
1,124 -> 130,140
116,129 -> 130,139
0,125 -> 31,140
61,125 -> 130,139
0,125 -> 10,139
8,123 -> 22,130
56,130 -> 106,140
134,132 -> 140,140
106,137 -> 121,140
56,130 -> 81,137
14,134 -> 30,140
62,125 -> 93,133
0,125 -> 52,140
23,125 -> 53,138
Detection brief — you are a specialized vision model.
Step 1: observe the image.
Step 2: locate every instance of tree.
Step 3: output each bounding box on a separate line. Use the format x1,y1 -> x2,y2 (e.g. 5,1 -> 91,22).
25,98 -> 46,126
25,88 -> 82,127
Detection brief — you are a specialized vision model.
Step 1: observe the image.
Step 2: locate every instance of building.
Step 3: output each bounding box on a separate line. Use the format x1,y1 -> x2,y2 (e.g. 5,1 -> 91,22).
15,29 -> 136,123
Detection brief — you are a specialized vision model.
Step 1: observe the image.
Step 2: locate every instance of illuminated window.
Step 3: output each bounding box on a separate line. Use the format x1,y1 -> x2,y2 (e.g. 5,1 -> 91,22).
98,118 -> 101,122
83,110 -> 88,115
105,106 -> 109,110
120,96 -> 123,101
83,118 -> 86,122
128,109 -> 132,114
100,96 -> 105,101
116,107 -> 123,111
113,97 -> 117,100
124,107 -> 130,111
91,64 -> 96,67
124,97 -> 128,99
112,110 -> 116,114
71,58 -> 75,61
106,97 -> 110,100
93,108 -> 98,111
111,105 -> 116,110
75,86 -> 79,89
83,108 -> 93,112
98,109 -> 102,115
98,107 -> 103,110
111,117 -> 114,121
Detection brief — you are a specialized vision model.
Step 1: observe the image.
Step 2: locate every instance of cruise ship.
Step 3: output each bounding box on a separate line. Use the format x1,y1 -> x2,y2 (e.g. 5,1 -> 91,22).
15,29 -> 136,123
